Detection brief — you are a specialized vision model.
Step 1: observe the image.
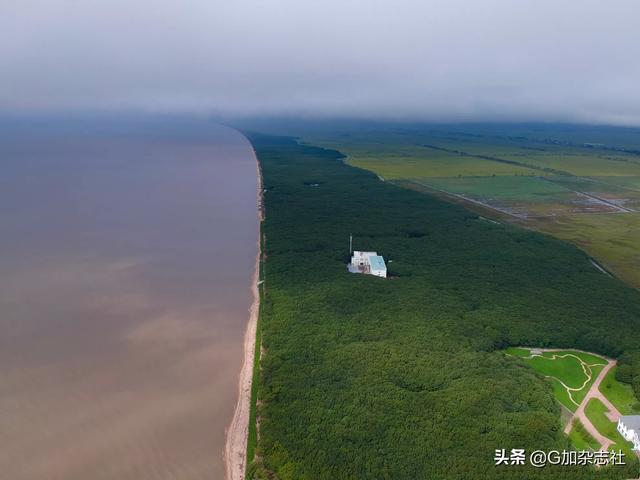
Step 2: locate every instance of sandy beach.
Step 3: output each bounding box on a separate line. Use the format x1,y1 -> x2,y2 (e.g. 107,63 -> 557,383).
225,146 -> 263,480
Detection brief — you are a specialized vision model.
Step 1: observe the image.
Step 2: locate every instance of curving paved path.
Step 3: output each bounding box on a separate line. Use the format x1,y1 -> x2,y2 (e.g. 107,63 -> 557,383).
564,359 -> 620,451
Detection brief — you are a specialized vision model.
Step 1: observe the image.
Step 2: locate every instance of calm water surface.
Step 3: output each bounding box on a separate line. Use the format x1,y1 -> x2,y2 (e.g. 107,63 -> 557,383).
0,118 -> 258,479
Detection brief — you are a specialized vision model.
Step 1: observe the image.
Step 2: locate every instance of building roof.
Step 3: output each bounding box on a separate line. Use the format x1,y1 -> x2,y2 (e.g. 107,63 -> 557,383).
369,255 -> 386,271
620,416 -> 640,431
353,251 -> 377,257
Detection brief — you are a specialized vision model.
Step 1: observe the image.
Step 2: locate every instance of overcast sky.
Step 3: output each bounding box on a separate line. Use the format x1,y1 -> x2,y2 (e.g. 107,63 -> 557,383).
2,0 -> 639,124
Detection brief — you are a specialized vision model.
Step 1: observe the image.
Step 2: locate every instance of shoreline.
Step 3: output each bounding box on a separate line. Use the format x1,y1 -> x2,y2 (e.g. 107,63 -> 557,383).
224,144 -> 263,480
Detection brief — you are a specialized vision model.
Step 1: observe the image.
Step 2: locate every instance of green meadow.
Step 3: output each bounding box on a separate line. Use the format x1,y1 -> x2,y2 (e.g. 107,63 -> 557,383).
428,141 -> 640,177
345,151 -> 535,178
531,213 -> 640,288
600,366 -> 640,415
525,356 -> 588,390
417,176 -> 574,202
504,348 -> 606,412
593,176 -> 640,192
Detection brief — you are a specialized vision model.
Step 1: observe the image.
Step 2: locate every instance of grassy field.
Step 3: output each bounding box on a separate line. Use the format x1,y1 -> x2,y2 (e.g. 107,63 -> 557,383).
245,131 -> 640,479
344,152 -> 536,178
417,176 -> 572,201
584,398 -> 635,458
428,144 -> 640,177
527,356 -> 589,390
504,348 -> 606,412
294,124 -> 640,289
531,213 -> 640,288
517,154 -> 640,177
593,176 -> 640,191
600,366 -> 640,415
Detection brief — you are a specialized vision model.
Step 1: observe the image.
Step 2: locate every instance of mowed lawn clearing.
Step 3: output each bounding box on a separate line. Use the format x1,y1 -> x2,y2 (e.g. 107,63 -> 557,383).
504,348 -> 607,412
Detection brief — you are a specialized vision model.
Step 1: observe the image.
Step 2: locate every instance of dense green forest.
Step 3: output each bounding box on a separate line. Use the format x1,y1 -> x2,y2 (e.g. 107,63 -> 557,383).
246,132 -> 640,479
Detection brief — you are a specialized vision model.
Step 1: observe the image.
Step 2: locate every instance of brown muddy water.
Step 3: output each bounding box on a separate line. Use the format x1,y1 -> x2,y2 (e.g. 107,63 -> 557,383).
0,118 -> 258,479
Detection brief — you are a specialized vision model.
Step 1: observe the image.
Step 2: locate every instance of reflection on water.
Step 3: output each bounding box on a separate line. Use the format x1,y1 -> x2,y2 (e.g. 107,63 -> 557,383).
0,118 -> 258,479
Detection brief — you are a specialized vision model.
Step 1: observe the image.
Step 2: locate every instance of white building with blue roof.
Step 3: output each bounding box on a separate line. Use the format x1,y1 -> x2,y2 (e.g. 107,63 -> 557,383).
348,250 -> 387,278
617,416 -> 640,451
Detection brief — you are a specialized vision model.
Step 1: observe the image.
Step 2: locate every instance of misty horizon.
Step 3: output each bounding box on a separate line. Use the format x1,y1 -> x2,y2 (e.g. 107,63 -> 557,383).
2,0 -> 640,126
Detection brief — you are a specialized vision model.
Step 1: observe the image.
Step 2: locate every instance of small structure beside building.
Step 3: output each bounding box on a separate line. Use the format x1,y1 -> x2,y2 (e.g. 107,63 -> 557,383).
617,416 -> 640,451
348,250 -> 387,278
